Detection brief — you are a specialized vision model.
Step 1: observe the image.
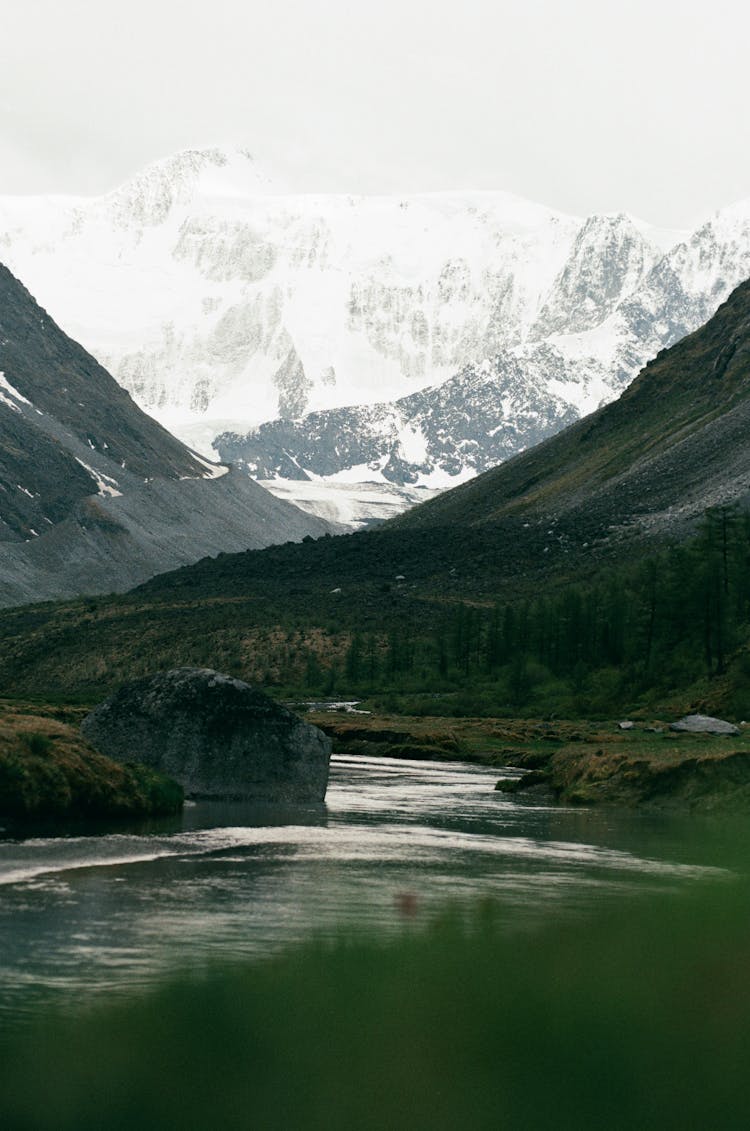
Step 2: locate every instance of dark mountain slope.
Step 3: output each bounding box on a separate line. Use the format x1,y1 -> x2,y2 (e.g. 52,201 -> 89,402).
0,403 -> 95,540
392,278 -> 750,539
0,262 -> 209,544
0,263 -> 202,487
0,263 -> 334,605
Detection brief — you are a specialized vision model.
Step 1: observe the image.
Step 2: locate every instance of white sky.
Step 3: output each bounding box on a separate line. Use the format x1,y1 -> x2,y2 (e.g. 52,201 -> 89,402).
1,0 -> 748,226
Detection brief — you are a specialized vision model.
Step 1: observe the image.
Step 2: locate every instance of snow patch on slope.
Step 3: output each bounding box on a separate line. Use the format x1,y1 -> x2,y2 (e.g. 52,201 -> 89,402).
0,372 -> 32,412
396,419 -> 429,464
74,458 -> 122,498
184,450 -> 230,480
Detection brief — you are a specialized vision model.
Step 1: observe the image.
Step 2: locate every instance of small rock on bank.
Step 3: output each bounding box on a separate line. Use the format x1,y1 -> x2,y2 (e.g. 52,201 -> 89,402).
81,668 -> 331,803
669,714 -> 740,736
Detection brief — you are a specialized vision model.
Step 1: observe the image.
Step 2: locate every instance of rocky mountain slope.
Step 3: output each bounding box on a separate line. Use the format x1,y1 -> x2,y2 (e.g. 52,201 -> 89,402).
0,263 -> 332,606
218,351 -> 581,485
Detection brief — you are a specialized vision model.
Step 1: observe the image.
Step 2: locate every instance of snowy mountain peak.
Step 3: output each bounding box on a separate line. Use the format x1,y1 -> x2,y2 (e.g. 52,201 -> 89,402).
700,196 -> 750,228
97,147 -> 280,230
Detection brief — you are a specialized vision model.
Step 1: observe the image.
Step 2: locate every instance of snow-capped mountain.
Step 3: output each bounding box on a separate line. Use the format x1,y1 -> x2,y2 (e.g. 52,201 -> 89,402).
0,149 -> 661,430
218,200 -> 750,496
3,146 -> 750,522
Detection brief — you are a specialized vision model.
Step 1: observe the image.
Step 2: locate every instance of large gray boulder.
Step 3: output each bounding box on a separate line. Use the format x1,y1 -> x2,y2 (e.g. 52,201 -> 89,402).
81,668 -> 331,803
670,714 -> 740,736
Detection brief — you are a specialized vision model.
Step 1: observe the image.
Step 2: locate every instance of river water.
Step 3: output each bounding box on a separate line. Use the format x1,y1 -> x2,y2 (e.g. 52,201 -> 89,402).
0,754 -> 726,1025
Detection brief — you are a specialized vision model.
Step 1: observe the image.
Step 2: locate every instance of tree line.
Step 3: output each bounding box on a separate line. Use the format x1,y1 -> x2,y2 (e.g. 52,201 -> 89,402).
285,507 -> 750,715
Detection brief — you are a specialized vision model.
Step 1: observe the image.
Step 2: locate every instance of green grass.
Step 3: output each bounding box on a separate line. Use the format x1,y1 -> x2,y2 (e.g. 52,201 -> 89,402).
0,707 -> 183,821
3,877 -> 750,1130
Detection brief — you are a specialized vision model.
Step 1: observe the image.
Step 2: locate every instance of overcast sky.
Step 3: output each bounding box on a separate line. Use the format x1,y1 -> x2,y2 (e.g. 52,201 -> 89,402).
1,0 -> 748,226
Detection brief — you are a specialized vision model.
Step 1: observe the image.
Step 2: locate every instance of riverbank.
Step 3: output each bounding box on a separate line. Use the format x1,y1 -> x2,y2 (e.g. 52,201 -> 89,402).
313,711 -> 750,811
0,700 -> 183,824
4,697 -> 749,816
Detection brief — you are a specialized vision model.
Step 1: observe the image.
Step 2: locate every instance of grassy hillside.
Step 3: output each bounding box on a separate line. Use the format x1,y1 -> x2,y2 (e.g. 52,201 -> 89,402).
1,506 -> 749,720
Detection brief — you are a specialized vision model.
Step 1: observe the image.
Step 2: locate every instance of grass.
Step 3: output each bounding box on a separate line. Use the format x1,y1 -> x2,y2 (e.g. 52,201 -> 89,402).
3,877 -> 750,1129
0,705 -> 182,822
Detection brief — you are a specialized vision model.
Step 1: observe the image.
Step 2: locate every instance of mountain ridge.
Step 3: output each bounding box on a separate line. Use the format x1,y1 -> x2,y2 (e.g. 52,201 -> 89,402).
220,205 -> 750,498
392,277 -> 750,541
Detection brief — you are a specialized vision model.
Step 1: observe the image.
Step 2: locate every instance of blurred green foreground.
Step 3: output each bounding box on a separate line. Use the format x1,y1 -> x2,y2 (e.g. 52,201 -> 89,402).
3,876 -> 750,1131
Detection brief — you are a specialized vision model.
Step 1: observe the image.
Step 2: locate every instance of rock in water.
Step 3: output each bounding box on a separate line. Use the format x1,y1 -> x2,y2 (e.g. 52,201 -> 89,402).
81,669 -> 331,803
669,714 -> 740,736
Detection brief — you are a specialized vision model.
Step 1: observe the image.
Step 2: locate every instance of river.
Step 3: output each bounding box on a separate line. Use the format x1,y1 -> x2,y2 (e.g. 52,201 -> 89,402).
0,753 -> 725,1026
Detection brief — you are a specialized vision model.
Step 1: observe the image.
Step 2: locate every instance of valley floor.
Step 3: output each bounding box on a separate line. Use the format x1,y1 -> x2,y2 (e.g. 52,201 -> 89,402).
3,696 -> 749,822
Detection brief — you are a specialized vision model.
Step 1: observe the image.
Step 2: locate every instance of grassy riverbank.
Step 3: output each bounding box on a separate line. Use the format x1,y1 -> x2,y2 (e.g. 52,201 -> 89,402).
2,875 -> 750,1130
316,711 -> 750,811
0,700 -> 182,823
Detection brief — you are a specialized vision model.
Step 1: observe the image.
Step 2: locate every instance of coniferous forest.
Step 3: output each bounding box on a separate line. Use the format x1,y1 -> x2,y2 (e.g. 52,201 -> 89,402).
288,507 -> 750,718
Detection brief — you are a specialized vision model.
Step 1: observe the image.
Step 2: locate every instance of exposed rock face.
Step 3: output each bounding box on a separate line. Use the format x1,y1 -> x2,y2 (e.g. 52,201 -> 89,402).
81,669 -> 331,803
392,279 -> 750,549
218,352 -> 579,485
670,715 -> 741,736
